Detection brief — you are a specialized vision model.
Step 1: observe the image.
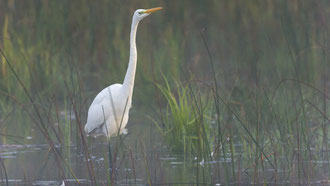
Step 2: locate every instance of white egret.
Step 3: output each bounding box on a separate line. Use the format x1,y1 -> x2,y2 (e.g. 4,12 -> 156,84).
84,7 -> 163,138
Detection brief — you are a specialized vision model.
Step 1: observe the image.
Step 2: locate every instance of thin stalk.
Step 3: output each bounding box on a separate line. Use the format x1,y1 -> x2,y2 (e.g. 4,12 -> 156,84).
200,29 -> 230,184
292,91 -> 302,183
108,140 -> 112,185
106,87 -> 129,183
64,82 -> 96,185
0,156 -> 8,186
139,137 -> 152,186
129,149 -> 137,185
101,106 -> 112,185
281,18 -> 312,176
229,136 -> 236,184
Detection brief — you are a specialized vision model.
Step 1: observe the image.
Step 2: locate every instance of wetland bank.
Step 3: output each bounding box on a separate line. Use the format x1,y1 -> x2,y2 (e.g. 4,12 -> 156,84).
0,1 -> 329,185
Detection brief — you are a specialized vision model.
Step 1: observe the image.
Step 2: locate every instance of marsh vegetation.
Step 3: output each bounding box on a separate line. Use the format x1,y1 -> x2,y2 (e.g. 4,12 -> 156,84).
0,1 -> 329,185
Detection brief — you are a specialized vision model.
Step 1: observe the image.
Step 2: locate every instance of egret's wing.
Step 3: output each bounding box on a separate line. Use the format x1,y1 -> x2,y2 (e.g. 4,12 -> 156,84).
84,92 -> 108,134
84,84 -> 123,136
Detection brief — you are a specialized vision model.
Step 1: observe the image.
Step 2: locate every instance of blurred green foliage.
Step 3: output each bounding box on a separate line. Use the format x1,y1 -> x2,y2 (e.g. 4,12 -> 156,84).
0,0 -> 329,106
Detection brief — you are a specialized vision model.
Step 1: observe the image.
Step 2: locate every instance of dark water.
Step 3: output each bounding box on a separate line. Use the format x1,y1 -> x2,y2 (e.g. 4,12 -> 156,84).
0,114 -> 329,185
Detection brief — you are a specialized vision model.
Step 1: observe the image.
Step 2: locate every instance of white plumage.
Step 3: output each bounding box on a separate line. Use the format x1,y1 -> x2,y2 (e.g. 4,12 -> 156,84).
84,7 -> 162,138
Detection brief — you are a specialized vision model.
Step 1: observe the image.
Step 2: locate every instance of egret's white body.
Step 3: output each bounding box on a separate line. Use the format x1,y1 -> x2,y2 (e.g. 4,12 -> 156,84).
84,7 -> 162,138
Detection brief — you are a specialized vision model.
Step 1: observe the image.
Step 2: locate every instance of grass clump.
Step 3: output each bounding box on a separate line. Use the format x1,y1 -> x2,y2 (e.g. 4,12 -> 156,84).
153,76 -> 211,156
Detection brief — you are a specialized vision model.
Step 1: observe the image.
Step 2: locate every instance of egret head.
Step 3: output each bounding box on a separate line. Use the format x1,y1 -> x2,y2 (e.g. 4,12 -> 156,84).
134,7 -> 163,21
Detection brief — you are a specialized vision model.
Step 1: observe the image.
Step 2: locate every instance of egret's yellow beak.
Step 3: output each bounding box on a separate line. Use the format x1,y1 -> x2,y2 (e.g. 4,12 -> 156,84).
144,7 -> 163,14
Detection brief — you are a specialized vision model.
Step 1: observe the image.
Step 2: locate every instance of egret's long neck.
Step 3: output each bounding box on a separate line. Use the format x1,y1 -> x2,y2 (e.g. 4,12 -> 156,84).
123,17 -> 139,97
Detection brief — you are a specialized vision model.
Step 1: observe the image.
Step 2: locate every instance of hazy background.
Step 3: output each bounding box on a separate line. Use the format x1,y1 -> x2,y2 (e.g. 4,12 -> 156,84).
0,0 -> 329,185
1,0 -> 328,106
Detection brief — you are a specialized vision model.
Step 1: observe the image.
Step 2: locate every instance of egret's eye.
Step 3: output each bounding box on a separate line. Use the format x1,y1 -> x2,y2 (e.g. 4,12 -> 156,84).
138,11 -> 144,15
